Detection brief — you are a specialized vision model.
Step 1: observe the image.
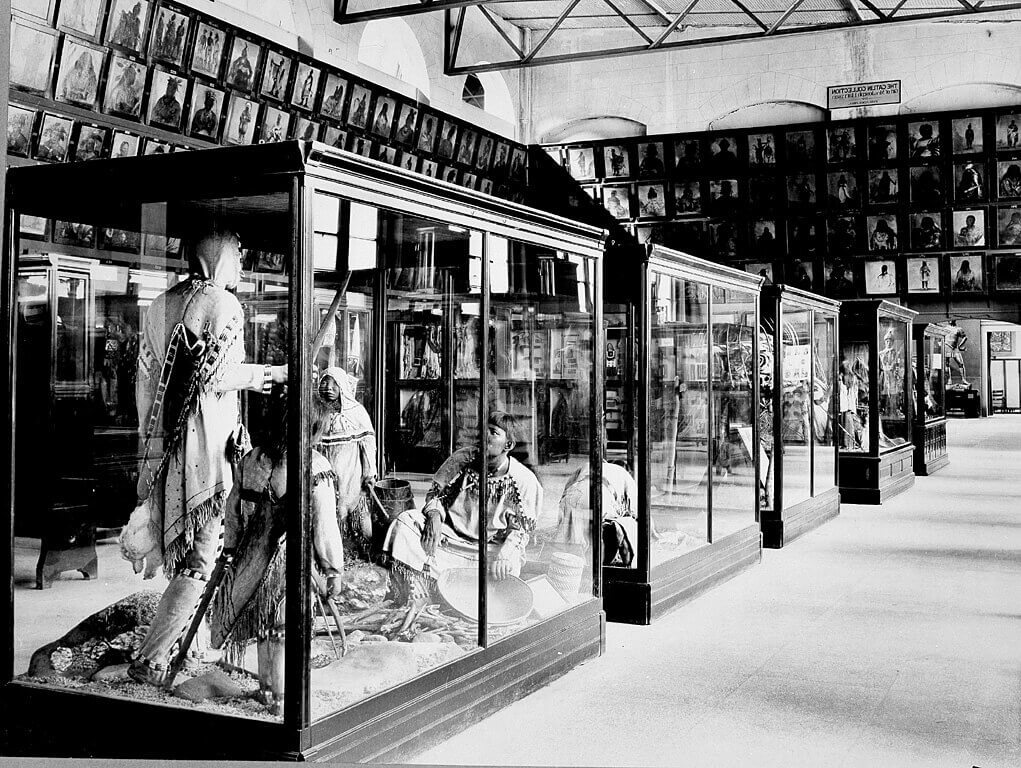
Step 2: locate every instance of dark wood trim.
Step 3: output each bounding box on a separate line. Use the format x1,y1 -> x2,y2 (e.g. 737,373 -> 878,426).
762,487 -> 840,549
838,443 -> 915,505
1,0 -> 12,686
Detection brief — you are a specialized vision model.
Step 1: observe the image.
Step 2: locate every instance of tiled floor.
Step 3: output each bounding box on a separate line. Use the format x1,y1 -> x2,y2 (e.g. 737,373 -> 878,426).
414,415 -> 1021,767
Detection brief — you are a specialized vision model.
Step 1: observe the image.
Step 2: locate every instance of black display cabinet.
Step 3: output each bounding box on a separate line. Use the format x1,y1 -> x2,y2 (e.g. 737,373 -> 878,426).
837,300 -> 918,504
759,285 -> 840,548
599,245 -> 762,624
912,323 -> 951,475
1,142 -> 608,761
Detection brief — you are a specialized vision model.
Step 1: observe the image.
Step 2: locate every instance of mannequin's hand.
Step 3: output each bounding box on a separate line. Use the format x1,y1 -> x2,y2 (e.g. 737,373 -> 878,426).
490,558 -> 513,581
363,476 -> 376,491
326,575 -> 342,601
271,364 -> 288,385
421,508 -> 442,555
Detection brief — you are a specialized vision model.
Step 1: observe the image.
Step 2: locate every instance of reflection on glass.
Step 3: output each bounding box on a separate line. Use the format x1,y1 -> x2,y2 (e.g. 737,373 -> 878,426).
925,334 -> 946,420
649,274 -> 709,561
878,319 -> 908,447
813,314 -> 837,493
758,319 -> 776,512
840,342 -> 870,452
781,310 -> 812,507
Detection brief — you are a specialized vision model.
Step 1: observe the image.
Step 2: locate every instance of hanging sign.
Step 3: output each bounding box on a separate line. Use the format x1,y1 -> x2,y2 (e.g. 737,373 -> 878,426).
827,80 -> 901,110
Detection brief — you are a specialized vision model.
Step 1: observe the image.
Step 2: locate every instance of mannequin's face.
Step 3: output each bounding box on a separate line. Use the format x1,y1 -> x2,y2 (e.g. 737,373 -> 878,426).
318,376 -> 340,402
485,424 -> 512,460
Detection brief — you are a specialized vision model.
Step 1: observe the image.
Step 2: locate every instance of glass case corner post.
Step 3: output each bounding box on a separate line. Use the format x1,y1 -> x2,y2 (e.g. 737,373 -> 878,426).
2,197 -> 17,685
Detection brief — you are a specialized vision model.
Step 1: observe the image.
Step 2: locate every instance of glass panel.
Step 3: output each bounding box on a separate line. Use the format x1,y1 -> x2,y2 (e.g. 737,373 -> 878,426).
878,318 -> 909,448
780,309 -> 812,507
13,192 -> 292,721
925,333 -> 946,420
489,237 -> 598,636
649,274 -> 709,562
709,289 -> 757,538
758,303 -> 777,515
839,341 -> 870,453
812,314 -> 838,494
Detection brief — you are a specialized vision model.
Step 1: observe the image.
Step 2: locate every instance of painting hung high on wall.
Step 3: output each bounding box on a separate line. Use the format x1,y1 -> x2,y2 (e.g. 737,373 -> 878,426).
9,21 -> 58,95
906,257 -> 940,294
260,50 -> 294,102
995,113 -> 1021,151
952,209 -> 985,248
950,254 -> 984,293
291,62 -> 321,111
748,133 -> 776,165
951,116 -> 983,154
190,21 -> 227,79
148,4 -> 192,67
104,0 -> 151,54
603,144 -> 631,178
993,253 -> 1021,291
225,36 -> 261,92
997,206 -> 1021,246
566,146 -> 595,181
7,105 -> 36,157
864,260 -> 898,295
55,38 -> 105,109
868,124 -> 897,162
103,55 -> 147,118
56,0 -> 106,41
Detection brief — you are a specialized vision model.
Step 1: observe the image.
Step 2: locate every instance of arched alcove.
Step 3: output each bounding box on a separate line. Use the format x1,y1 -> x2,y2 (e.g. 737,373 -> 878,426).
357,18 -> 431,98
710,101 -> 827,130
463,66 -> 515,124
901,83 -> 1021,114
539,117 -> 647,144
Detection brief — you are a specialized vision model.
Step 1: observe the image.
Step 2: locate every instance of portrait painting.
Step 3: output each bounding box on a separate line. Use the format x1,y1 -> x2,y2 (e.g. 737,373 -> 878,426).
752,220 -> 778,257
490,141 -> 511,177
635,224 -> 668,246
827,171 -> 859,208
12,0 -> 57,24
673,180 -> 701,215
951,253 -> 984,293
952,116 -> 983,154
867,215 -> 899,252
748,133 -> 776,165
56,37 -> 105,109
743,262 -> 774,285
787,174 -> 816,205
997,161 -> 1021,198
290,62 -> 321,111
398,151 -> 419,173
190,21 -> 226,80
823,261 -> 860,300
73,123 -> 109,161
421,159 -> 439,179
103,55 -> 146,118
319,73 -> 348,121
707,136 -> 739,169
110,129 -> 140,157
417,113 -> 439,153
104,0 -> 150,54
292,116 -> 319,142
474,135 -> 494,171
54,221 -> 95,247
371,95 -> 396,139
462,172 -> 478,190
909,166 -> 942,206
864,260 -> 898,295
99,227 -> 141,252
673,221 -> 706,254
868,124 -> 897,162
953,209 -> 985,248
601,185 -> 631,220
346,84 -> 372,129
223,93 -> 258,145
787,217 -> 818,257
33,112 -> 73,162
906,257 -> 940,294
347,134 -> 373,157
259,50 -> 293,102
9,20 -> 58,95
186,82 -> 225,140
566,147 -> 595,181
636,183 -> 666,218
7,105 -> 36,158
20,215 -> 48,238
259,105 -> 290,143
479,178 -> 494,196
993,253 -> 1021,291
56,0 -> 106,41
224,37 -> 261,93
510,147 -> 527,181
786,130 -> 816,165
146,69 -> 186,131
603,144 -> 631,178
442,166 -> 460,185
909,212 -> 943,251
148,5 -> 191,67
789,261 -> 815,292
709,220 -> 739,259
708,179 -> 740,213
375,144 -> 397,165
827,216 -> 861,256
868,168 -> 899,205
996,113 -> 1021,151
673,137 -> 702,169
142,137 -> 172,155
997,206 -> 1021,246
827,125 -> 857,162
637,142 -> 666,177
457,129 -> 479,165
907,120 -> 941,160
749,176 -> 778,209
322,126 -> 346,149
394,104 -> 419,147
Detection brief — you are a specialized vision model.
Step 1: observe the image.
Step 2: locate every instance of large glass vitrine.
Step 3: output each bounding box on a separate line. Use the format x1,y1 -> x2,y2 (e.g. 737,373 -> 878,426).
759,286 -> 840,548
837,300 -> 918,504
598,245 -> 761,624
912,323 -> 950,476
1,143 -> 606,761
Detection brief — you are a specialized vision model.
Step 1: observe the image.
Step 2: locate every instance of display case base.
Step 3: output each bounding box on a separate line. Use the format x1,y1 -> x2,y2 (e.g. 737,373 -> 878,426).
761,488 -> 840,549
1,601 -> 604,762
914,420 -> 949,476
603,525 -> 761,625
839,444 -> 915,505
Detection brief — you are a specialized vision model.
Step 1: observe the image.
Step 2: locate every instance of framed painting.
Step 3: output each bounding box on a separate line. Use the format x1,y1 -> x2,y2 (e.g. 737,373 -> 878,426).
33,113 -> 74,163
292,116 -> 320,141
393,104 -> 419,147
370,95 -> 396,139
319,73 -> 349,122
995,113 -> 1021,151
600,185 -> 631,220
103,54 -> 147,119
10,20 -> 59,96
110,128 -> 141,157
909,212 -> 943,251
290,62 -> 321,111
56,0 -> 106,42
223,93 -> 258,145
54,220 -> 96,247
952,209 -> 986,248
907,119 -> 941,161
190,20 -> 227,80
259,49 -> 293,102
146,68 -> 187,131
224,36 -> 261,93
457,128 -> 478,165
864,259 -> 898,296
148,4 -> 192,68
7,105 -> 37,158
906,256 -> 940,295
603,144 -> 632,178
346,84 -> 372,129
186,82 -> 225,140
867,124 -> 897,163
566,146 -> 595,181
992,253 -> 1021,291
323,126 -> 346,149
748,133 -> 776,166
258,104 -> 291,143
952,116 -> 983,154
72,122 -> 110,161
12,0 -> 58,24
104,0 -> 151,55
950,253 -> 985,293
55,36 -> 105,109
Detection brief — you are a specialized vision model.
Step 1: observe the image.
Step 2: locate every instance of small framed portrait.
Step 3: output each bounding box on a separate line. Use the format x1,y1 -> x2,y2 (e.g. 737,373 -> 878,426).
20,215 -> 49,239
474,135 -> 494,171
224,36 -> 261,93
997,206 -> 1021,246
748,133 -> 776,165
186,82 -> 225,140
462,172 -> 478,190
346,84 -> 372,129
909,212 -> 943,251
827,171 -> 859,208
673,137 -> 702,169
708,178 -> 740,213
602,144 -> 631,178
909,166 -> 943,206
479,178 -> 494,196
752,219 -> 778,255
7,105 -> 37,158
190,21 -> 227,80
823,261 -> 860,300
673,180 -> 702,215
789,261 -> 815,292
394,104 -> 420,147
827,125 -> 857,162
749,176 -> 778,209
637,142 -> 667,177
787,174 -> 816,205
371,95 -> 397,139
12,0 -> 58,24
490,141 -> 511,177
103,55 -> 147,118
952,209 -> 986,247
54,220 -> 96,247
441,166 -> 461,185
743,262 -> 774,285
906,256 -> 940,294
907,120 -> 941,161
421,159 -> 439,179
104,0 -> 150,54
707,136 -> 739,169
33,112 -> 73,162
56,37 -> 105,109
417,113 -> 440,154
148,4 -> 191,68
867,124 -> 897,163
259,50 -> 293,102
10,20 -> 58,96
709,219 -> 739,259
952,116 -> 983,154
457,129 -> 478,166
223,93 -> 259,145
997,161 -> 1021,199
56,0 -> 106,41
786,130 -> 816,165
110,129 -> 140,157
142,137 -> 172,155
566,146 -> 595,181
319,73 -> 348,122
322,126 -> 346,149
996,113 -> 1021,151
258,104 -> 290,143
864,260 -> 898,295
600,185 -> 631,220
867,214 -> 899,252
827,216 -> 861,256
290,62 -> 321,111
673,220 -> 706,254
993,253 -> 1021,291
867,168 -> 899,205
397,151 -> 419,173
375,144 -> 397,165
950,253 -> 984,293
636,183 -> 667,218
146,69 -> 187,131
99,227 -> 140,252
954,161 -> 985,201
509,147 -> 527,182
787,217 -> 818,257
635,223 -> 668,247
292,116 -> 319,142
347,134 -> 373,158
73,122 -> 109,161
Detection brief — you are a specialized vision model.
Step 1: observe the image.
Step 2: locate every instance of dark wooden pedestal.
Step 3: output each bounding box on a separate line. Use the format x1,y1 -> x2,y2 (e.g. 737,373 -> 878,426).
914,420 -> 949,476
603,525 -> 761,625
839,443 -> 915,505
761,487 -> 840,549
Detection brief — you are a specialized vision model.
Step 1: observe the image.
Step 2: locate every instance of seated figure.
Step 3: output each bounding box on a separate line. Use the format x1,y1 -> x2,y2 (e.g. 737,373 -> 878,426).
556,461 -> 639,568
383,412 -> 541,604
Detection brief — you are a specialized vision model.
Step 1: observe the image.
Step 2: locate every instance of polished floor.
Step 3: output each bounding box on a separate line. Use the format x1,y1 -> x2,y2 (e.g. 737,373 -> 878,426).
415,415 -> 1021,768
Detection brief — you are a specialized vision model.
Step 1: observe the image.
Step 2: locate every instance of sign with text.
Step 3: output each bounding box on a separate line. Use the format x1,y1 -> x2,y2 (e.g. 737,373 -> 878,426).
827,80 -> 901,109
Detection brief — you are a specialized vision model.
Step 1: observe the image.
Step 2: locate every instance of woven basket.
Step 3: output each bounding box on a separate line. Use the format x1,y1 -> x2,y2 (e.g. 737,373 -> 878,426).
436,568 -> 534,626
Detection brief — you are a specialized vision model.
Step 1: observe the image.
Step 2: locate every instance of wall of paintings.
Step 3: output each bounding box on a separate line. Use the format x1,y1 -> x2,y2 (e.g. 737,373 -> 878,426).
7,0 -> 530,247
541,108 -> 1021,309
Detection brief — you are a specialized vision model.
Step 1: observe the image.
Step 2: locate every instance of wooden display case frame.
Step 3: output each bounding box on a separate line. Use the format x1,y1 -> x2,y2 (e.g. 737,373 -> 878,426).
912,322 -> 951,475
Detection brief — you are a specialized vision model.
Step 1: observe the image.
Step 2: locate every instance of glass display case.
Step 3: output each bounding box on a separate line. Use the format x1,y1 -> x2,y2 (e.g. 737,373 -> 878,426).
1,142 -> 607,761
759,285 -> 840,548
599,245 -> 762,624
912,323 -> 951,475
837,300 -> 918,504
